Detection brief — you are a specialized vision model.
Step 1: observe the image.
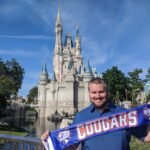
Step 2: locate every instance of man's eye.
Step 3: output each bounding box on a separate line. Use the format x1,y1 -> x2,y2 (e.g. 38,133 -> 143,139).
92,92 -> 96,94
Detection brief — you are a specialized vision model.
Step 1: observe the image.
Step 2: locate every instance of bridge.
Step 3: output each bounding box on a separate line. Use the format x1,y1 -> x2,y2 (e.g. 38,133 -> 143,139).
0,134 -> 45,150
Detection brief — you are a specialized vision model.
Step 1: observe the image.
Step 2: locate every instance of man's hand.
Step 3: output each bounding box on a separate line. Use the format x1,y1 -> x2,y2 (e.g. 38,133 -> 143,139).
41,130 -> 50,141
144,124 -> 150,143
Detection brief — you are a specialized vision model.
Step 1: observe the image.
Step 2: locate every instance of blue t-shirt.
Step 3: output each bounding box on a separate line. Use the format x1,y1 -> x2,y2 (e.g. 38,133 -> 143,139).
73,103 -> 147,150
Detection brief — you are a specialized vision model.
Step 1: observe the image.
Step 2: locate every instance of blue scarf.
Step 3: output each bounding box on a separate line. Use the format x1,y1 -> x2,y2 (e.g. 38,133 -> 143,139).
43,104 -> 150,150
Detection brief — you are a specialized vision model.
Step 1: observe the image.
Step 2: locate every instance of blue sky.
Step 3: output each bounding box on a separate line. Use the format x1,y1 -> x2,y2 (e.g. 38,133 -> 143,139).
0,0 -> 150,96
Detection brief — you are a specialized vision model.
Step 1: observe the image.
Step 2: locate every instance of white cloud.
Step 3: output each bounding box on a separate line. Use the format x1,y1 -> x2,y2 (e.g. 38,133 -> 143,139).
0,35 -> 50,40
0,49 -> 35,57
0,46 -> 52,60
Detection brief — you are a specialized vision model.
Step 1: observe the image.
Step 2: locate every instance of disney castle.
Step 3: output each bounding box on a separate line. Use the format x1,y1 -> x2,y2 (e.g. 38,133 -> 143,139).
37,10 -> 98,118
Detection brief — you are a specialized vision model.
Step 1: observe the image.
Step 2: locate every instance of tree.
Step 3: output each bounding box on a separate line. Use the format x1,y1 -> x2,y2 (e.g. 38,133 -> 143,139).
27,86 -> 38,104
102,66 -> 128,103
146,92 -> 150,103
146,67 -> 150,82
0,76 -> 14,109
5,59 -> 24,96
128,68 -> 147,104
0,59 -> 24,110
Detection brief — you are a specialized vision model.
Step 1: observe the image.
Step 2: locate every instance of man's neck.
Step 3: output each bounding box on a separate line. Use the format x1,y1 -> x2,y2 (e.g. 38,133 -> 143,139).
99,103 -> 109,113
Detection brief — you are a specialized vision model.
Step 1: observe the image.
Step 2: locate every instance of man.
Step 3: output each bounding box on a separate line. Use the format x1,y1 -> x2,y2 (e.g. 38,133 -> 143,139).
41,77 -> 150,150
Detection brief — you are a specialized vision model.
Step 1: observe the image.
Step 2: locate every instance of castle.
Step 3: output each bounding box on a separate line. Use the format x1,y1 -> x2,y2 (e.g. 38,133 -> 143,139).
37,10 -> 98,118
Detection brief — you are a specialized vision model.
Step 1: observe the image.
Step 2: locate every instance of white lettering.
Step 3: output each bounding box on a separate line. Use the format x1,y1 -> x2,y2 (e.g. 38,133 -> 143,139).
110,117 -> 119,129
77,125 -> 86,140
102,120 -> 110,131
119,113 -> 127,127
94,120 -> 102,133
86,123 -> 94,136
128,111 -> 137,127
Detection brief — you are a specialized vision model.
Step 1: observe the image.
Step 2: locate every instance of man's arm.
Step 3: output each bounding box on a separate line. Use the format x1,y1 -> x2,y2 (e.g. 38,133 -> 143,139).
144,124 -> 150,143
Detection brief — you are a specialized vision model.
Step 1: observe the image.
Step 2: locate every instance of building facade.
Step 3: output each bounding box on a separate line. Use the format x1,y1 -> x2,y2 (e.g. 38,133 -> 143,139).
37,11 -> 97,118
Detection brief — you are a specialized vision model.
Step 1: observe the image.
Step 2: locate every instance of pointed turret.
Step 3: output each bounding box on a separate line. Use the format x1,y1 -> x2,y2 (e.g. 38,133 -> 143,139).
53,8 -> 63,82
75,26 -> 81,55
76,26 -> 80,39
39,63 -> 49,85
56,8 -> 61,26
84,60 -> 93,81
92,65 -> 98,77
85,60 -> 92,74
55,9 -> 62,46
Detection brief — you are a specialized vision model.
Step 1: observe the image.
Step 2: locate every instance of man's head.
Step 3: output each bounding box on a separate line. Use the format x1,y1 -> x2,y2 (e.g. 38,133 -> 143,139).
88,77 -> 108,111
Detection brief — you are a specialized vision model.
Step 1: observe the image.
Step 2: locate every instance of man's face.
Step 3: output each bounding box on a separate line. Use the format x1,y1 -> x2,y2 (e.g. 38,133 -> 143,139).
89,83 -> 107,109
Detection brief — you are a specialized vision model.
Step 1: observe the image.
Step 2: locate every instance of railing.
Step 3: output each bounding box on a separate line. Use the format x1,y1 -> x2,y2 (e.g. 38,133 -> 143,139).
0,134 -> 45,150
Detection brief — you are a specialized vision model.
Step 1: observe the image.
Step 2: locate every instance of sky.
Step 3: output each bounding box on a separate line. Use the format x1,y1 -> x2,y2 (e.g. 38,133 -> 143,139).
0,0 -> 150,96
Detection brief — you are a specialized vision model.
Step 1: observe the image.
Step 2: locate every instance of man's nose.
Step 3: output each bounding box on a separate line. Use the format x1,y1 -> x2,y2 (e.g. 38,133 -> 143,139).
95,93 -> 100,98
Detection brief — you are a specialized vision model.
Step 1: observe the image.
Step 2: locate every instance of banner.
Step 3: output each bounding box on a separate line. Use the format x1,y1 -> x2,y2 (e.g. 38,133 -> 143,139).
43,104 -> 150,150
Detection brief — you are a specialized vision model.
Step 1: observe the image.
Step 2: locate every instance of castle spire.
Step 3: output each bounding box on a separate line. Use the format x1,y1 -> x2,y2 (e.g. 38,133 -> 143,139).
86,60 -> 92,74
76,26 -> 80,38
39,63 -> 49,84
54,7 -> 63,82
42,63 -> 48,74
56,7 -> 61,25
55,7 -> 62,46
84,59 -> 93,81
75,26 -> 81,55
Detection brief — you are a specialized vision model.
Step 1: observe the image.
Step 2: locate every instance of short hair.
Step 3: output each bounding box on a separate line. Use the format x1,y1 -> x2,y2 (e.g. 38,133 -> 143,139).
88,77 -> 107,91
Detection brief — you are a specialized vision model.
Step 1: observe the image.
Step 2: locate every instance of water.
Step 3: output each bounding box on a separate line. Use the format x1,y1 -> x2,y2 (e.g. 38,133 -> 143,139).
0,117 -> 59,149
1,117 -> 60,138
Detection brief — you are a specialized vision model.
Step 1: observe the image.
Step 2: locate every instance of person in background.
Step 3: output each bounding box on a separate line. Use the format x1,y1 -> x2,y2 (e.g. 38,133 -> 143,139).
41,77 -> 150,150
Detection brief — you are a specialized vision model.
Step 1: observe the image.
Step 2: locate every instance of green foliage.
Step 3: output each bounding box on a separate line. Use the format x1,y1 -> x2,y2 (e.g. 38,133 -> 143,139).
130,136 -> 150,150
146,92 -> 150,103
146,67 -> 150,81
25,106 -> 36,112
27,86 -> 38,104
0,125 -> 28,136
0,59 -> 24,110
62,111 -> 69,118
102,67 -> 148,104
102,66 -> 128,103
5,59 -> 24,95
128,68 -> 147,103
0,76 -> 14,109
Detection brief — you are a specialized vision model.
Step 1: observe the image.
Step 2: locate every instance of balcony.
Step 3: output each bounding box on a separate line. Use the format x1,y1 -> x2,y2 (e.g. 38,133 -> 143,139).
0,134 -> 45,150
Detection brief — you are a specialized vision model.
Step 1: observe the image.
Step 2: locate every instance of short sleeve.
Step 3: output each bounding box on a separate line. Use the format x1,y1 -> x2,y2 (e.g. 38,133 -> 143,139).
130,125 -> 147,140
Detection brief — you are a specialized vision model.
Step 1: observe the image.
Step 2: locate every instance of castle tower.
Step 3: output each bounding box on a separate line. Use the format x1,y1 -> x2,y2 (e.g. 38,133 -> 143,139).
45,71 -> 57,116
38,63 -> 49,117
84,60 -> 93,107
39,63 -> 48,85
53,9 -> 63,82
74,27 -> 83,74
75,27 -> 81,56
